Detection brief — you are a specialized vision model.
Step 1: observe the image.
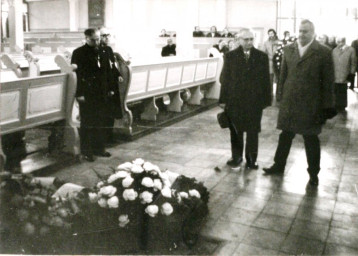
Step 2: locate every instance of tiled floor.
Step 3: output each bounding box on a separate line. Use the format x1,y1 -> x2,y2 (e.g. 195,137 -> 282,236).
46,90 -> 358,255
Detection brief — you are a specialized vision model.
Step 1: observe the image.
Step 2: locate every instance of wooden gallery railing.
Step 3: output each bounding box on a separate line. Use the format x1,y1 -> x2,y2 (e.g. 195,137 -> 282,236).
0,55 -> 79,171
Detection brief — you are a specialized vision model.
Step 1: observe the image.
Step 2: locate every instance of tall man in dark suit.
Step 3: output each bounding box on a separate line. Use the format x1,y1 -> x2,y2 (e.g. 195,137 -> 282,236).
219,28 -> 271,169
161,38 -> 176,57
263,20 -> 335,186
71,28 -> 112,161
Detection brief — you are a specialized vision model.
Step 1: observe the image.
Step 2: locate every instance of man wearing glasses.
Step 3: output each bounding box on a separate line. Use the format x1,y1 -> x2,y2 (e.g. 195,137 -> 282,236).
219,28 -> 271,169
71,28 -> 113,162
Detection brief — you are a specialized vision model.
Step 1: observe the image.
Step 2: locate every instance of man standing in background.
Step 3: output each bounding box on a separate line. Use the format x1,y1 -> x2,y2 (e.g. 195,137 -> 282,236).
263,29 -> 279,98
350,36 -> 358,90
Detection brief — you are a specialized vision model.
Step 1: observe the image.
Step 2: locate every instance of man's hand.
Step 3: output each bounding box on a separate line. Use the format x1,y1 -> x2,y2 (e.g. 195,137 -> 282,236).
76,96 -> 85,103
219,104 -> 226,109
118,76 -> 124,83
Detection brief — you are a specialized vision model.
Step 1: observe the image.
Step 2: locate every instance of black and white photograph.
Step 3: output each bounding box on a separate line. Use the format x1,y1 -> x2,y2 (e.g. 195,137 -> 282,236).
1,0 -> 358,255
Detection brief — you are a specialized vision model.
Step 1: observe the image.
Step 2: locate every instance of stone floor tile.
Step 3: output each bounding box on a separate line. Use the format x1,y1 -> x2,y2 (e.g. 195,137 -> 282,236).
334,201 -> 358,216
323,243 -> 358,255
289,219 -> 330,242
331,213 -> 358,230
231,195 -> 268,212
252,213 -> 294,233
203,220 -> 250,242
296,205 -> 333,225
280,234 -> 325,255
327,227 -> 358,249
233,243 -> 278,255
262,201 -> 299,218
242,227 -> 286,251
214,241 -> 239,256
219,207 -> 260,226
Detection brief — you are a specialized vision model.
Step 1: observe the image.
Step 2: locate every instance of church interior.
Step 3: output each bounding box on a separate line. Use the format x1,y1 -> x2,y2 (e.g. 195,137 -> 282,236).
1,0 -> 358,255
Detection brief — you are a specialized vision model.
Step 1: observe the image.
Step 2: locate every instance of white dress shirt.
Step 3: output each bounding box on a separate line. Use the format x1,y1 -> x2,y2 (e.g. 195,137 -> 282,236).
298,39 -> 314,57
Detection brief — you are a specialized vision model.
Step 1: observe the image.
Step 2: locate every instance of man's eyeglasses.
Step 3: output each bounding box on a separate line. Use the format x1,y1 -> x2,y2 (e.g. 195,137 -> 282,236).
101,34 -> 111,38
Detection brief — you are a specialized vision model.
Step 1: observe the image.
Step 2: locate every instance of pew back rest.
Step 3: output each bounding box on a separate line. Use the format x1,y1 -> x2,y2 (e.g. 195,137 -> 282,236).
127,57 -> 220,103
1,74 -> 69,135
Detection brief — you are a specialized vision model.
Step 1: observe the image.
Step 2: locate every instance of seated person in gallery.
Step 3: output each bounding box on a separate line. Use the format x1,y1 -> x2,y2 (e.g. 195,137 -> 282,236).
221,28 -> 233,38
193,26 -> 204,37
159,29 -> 170,37
206,26 -> 221,38
161,38 -> 176,57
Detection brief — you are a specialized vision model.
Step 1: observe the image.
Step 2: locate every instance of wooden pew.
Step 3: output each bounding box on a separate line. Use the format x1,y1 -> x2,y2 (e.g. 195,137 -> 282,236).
0,56 -> 80,171
1,53 -> 29,77
117,56 -> 223,136
24,51 -> 62,76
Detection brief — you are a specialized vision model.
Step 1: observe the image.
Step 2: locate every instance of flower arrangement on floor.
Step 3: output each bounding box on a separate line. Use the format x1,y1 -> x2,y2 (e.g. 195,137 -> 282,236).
0,158 -> 209,254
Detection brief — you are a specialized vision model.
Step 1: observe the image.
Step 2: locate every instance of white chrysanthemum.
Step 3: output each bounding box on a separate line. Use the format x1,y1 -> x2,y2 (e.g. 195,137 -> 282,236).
165,170 -> 180,184
118,214 -> 130,227
141,177 -> 154,187
117,162 -> 133,171
123,189 -> 138,201
131,164 -> 144,174
143,162 -> 161,174
98,197 -> 108,208
139,191 -> 153,204
161,202 -> 173,216
108,171 -> 128,183
179,191 -> 189,199
122,175 -> 134,188
98,185 -> 117,197
88,192 -> 98,203
107,196 -> 119,208
153,179 -> 163,191
189,189 -> 201,199
96,181 -> 105,188
133,158 -> 145,165
161,186 -> 172,198
145,205 -> 159,217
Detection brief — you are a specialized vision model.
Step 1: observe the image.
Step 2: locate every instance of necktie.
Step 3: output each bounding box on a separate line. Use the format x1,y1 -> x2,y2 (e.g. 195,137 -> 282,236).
244,52 -> 249,62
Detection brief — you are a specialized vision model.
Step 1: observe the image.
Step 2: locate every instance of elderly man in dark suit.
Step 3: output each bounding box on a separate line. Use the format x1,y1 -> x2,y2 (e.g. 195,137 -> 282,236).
263,20 -> 335,186
161,38 -> 176,57
219,28 -> 271,169
71,28 -> 113,162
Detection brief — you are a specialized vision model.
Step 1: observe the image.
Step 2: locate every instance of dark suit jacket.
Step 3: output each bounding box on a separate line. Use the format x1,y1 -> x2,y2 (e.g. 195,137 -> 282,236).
352,39 -> 358,71
161,44 -> 176,57
277,40 -> 335,135
193,31 -> 204,37
219,46 -> 271,132
206,32 -> 221,38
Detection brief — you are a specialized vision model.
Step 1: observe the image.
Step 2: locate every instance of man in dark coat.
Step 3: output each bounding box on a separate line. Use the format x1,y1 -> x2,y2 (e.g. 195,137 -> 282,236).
161,38 -> 176,57
99,28 -> 123,143
350,37 -> 358,89
219,28 -> 271,169
263,20 -> 335,186
71,28 -> 112,162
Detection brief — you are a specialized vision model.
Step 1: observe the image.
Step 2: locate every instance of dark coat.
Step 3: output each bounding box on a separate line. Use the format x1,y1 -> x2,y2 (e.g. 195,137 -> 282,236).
219,46 -> 271,132
206,32 -> 221,38
276,40 -> 335,135
193,31 -> 204,37
351,39 -> 358,71
161,44 -> 176,57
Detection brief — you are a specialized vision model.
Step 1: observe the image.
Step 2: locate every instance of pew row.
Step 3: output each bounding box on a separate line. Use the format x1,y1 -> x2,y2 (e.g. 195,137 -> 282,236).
116,56 -> 223,137
0,57 -> 80,172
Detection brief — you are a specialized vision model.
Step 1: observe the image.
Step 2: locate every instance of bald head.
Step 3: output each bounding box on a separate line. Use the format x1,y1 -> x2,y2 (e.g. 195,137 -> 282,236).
298,19 -> 315,46
238,28 -> 254,51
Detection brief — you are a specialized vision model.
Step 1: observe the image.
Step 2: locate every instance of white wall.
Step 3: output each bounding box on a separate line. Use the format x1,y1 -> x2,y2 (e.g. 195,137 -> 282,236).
28,0 -> 70,31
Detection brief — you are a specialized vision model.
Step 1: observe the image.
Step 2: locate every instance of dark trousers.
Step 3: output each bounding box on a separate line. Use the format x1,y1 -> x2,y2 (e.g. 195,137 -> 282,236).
229,125 -> 258,163
79,102 -> 106,156
334,83 -> 347,110
104,117 -> 115,143
273,131 -> 320,175
349,72 -> 356,88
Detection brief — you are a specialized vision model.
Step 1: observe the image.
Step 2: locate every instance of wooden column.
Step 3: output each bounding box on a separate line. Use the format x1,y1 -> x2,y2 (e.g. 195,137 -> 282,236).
8,0 -> 24,52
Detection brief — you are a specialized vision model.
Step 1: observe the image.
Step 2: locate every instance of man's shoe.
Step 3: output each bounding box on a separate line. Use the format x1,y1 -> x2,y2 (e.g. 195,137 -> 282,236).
263,164 -> 284,174
309,175 -> 319,186
246,162 -> 259,169
94,151 -> 111,157
83,154 -> 95,162
226,157 -> 243,168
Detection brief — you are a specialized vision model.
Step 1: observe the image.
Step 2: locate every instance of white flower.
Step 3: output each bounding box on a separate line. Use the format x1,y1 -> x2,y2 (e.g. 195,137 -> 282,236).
153,179 -> 163,191
123,189 -> 138,201
88,192 -> 98,203
141,177 -> 154,188
161,202 -> 174,216
107,196 -> 119,208
161,186 -> 172,198
133,158 -> 145,165
108,171 -> 128,183
189,189 -> 201,199
139,191 -> 153,204
165,170 -> 180,184
117,162 -> 133,171
143,162 -> 161,174
118,214 -> 130,227
179,192 -> 189,199
145,205 -> 159,217
98,197 -> 108,208
131,164 -> 144,174
96,181 -> 105,188
159,172 -> 171,187
99,185 -> 117,197
122,175 -> 134,188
